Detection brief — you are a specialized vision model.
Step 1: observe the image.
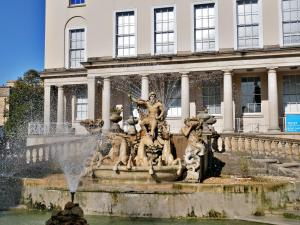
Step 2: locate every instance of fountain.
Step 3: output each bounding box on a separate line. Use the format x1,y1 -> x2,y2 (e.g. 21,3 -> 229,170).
84,91 -> 217,183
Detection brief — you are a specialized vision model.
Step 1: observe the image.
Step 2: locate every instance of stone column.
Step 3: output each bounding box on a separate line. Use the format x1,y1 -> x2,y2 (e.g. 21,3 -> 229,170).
141,74 -> 149,100
102,77 -> 111,131
181,72 -> 190,121
88,77 -> 96,120
223,70 -> 234,133
71,90 -> 76,126
44,85 -> 51,134
268,67 -> 280,132
57,85 -> 64,129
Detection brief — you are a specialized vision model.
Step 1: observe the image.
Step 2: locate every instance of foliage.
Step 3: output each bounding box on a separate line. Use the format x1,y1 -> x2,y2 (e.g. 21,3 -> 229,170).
4,69 -> 44,148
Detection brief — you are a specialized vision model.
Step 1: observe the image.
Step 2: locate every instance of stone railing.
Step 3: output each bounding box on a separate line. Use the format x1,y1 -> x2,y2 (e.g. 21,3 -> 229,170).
28,122 -> 73,136
25,139 -> 87,164
219,134 -> 300,161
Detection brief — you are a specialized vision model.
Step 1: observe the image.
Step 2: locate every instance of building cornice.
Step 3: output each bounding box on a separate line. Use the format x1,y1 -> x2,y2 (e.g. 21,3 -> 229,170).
82,48 -> 300,69
40,68 -> 87,78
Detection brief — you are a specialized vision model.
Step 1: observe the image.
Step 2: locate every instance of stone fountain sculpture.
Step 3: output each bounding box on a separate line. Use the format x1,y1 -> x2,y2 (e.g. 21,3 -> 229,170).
85,92 -> 183,182
181,110 -> 219,182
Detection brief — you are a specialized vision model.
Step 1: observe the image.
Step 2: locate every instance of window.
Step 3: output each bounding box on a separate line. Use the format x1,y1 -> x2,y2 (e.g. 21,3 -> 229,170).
70,0 -> 85,6
202,80 -> 222,114
69,29 -> 85,68
154,7 -> 175,55
194,3 -> 216,51
236,0 -> 260,49
241,77 -> 261,113
76,89 -> 88,120
283,75 -> 300,113
116,11 -> 136,57
282,0 -> 300,45
165,80 -> 181,117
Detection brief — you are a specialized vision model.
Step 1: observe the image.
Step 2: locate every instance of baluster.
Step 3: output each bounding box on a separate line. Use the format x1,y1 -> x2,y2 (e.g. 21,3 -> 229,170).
279,141 -> 286,158
240,137 -> 245,152
272,141 -> 279,158
226,136 -> 232,152
231,137 -> 238,152
45,146 -> 49,161
297,143 -> 300,160
26,148 -> 31,164
253,138 -> 259,156
259,139 -> 265,156
245,137 -> 251,154
292,143 -> 299,161
51,144 -> 56,159
287,142 -> 293,160
39,147 -> 43,162
32,148 -> 37,163
217,137 -> 223,152
264,139 -> 271,156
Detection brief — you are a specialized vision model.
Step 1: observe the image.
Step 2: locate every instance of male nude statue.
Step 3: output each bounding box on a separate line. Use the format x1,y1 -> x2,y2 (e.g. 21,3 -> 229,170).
128,92 -> 164,138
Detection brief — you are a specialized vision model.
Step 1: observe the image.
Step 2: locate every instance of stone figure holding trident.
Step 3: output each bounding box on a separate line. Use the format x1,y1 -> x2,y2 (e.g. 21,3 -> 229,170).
128,92 -> 164,138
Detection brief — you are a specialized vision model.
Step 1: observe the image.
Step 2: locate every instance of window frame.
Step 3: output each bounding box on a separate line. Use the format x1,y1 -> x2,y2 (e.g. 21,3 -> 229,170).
75,88 -> 88,121
202,79 -> 222,115
233,0 -> 263,50
191,0 -> 219,53
113,9 -> 138,58
151,5 -> 177,56
69,0 -> 86,7
65,27 -> 87,69
240,76 -> 262,115
278,0 -> 300,47
283,75 -> 300,113
165,79 -> 182,118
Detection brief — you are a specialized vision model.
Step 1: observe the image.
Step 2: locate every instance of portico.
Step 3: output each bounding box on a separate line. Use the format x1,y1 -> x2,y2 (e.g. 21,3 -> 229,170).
40,50 -> 300,135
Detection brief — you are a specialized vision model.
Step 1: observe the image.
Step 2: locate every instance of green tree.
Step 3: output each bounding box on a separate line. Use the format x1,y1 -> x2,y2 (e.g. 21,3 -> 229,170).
4,69 -> 44,149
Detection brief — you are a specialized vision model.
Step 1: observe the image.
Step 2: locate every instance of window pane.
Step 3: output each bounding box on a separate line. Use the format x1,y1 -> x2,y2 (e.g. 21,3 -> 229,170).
154,7 -> 175,54
116,11 -> 136,57
241,77 -> 261,113
237,0 -> 260,48
194,3 -> 215,52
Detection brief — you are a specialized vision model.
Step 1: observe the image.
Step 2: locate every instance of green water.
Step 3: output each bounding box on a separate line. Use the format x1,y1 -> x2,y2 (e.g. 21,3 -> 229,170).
0,211 -> 271,225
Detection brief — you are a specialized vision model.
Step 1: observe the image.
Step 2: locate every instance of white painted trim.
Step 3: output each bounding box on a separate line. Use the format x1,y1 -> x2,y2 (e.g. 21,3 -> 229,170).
112,9 -> 138,59
278,0 -> 300,47
191,0 -> 219,53
65,26 -> 87,69
258,0 -> 264,48
151,4 -> 177,56
278,0 -> 284,47
233,0 -> 263,50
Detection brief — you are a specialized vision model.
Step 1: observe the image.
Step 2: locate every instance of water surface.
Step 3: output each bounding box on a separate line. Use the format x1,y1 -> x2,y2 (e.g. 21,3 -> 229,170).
0,211 -> 271,225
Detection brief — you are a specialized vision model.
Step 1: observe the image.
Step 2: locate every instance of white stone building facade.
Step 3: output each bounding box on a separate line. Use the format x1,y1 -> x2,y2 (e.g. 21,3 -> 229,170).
41,0 -> 300,135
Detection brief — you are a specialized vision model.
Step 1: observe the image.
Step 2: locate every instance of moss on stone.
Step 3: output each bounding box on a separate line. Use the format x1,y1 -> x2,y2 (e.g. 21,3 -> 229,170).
283,212 -> 300,220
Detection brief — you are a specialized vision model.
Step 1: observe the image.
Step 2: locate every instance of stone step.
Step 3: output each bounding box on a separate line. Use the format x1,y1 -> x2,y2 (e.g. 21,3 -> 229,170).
252,159 -> 280,164
280,163 -> 300,168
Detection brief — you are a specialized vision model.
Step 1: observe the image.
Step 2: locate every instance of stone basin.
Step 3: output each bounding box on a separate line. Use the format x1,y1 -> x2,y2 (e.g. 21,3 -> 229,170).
93,165 -> 181,183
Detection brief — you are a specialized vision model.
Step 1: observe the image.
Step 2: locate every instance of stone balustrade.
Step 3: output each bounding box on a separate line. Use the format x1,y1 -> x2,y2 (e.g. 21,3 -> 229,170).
25,139 -> 87,164
218,134 -> 300,161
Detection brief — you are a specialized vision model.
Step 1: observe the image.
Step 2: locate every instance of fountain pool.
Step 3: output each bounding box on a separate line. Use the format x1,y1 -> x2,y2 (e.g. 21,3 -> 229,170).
0,211 -> 271,225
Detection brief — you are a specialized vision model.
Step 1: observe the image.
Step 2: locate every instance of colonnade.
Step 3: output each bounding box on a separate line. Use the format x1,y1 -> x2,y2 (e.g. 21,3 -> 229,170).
44,68 -> 281,133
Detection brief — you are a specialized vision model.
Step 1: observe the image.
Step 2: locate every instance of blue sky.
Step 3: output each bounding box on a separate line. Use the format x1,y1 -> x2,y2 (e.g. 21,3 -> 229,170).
0,0 -> 45,85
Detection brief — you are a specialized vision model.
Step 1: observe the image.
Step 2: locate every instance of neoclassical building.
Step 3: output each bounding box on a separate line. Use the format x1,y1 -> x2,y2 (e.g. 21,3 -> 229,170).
41,0 -> 300,135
